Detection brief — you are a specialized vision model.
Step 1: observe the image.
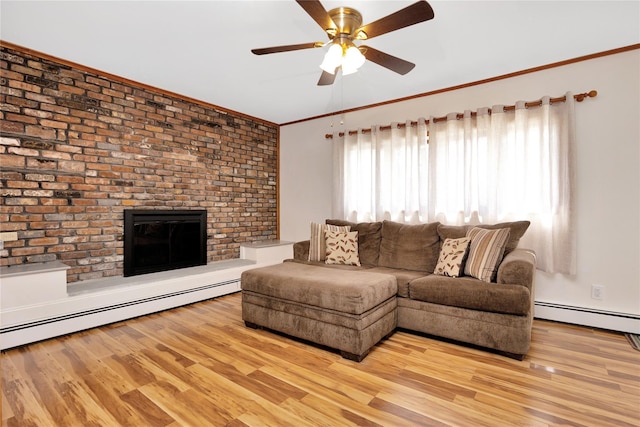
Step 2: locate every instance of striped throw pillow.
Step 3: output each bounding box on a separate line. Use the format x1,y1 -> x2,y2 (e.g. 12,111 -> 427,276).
464,227 -> 510,282
308,222 -> 350,262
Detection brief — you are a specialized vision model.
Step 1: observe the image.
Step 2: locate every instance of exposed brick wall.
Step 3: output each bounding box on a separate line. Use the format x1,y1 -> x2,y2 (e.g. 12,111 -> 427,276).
0,45 -> 279,282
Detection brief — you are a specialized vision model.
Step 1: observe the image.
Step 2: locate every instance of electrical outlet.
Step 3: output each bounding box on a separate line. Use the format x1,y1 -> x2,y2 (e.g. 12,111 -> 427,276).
591,284 -> 604,300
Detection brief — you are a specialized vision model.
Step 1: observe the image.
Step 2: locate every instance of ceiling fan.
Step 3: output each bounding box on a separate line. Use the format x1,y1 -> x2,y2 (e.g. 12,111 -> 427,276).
251,0 -> 435,86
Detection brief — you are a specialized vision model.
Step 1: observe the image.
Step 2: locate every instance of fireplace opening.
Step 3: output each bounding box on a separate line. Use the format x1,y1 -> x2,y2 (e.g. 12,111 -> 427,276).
124,209 -> 207,277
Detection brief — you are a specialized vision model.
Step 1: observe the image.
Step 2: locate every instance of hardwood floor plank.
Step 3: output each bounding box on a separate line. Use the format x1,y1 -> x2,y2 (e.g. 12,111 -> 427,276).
8,346 -> 87,425
148,329 -> 261,376
284,394 -> 378,427
9,344 -> 122,426
369,396 -> 452,426
1,389 -> 14,422
138,381 -> 233,426
119,388 -> 175,426
177,367 -> 318,427
183,363 -> 267,418
259,363 -> 375,406
247,370 -> 308,401
343,352 -> 477,402
47,345 -> 151,426
1,357 -> 55,427
458,393 -> 551,427
374,389 -> 496,427
470,368 -> 639,427
2,292 -> 639,426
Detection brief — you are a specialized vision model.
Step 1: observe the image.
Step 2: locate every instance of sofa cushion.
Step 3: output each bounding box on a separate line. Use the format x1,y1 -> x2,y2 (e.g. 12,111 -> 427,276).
366,266 -> 428,298
437,220 -> 530,256
434,237 -> 471,278
325,230 -> 361,266
378,221 -> 440,273
241,262 -> 397,315
465,227 -> 510,282
408,275 -> 531,316
326,219 -> 382,266
309,222 -> 350,262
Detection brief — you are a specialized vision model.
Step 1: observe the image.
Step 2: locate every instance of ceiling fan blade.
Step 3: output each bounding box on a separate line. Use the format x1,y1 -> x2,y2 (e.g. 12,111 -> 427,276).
362,46 -> 415,75
355,1 -> 434,40
251,42 -> 322,55
317,69 -> 337,86
296,0 -> 337,35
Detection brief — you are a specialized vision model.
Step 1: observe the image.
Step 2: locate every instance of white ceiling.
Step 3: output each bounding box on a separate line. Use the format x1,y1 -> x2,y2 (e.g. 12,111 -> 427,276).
1,1 -> 638,125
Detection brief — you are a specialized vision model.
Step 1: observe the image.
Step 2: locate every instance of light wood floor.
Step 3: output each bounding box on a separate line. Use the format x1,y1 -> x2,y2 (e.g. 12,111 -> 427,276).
2,292 -> 639,426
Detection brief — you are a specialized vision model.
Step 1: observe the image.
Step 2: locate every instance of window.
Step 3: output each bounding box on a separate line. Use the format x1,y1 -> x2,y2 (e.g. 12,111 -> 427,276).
333,94 -> 576,274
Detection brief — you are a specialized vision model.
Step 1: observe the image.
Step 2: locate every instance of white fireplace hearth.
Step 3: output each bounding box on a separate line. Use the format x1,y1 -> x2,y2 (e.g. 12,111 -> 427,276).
0,241 -> 293,349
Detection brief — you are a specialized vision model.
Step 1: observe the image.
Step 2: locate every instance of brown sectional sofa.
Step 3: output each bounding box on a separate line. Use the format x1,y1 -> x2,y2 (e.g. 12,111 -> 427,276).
241,219 -> 536,361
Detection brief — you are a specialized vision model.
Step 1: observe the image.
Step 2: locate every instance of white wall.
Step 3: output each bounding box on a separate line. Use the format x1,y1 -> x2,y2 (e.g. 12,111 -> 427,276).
280,49 -> 640,327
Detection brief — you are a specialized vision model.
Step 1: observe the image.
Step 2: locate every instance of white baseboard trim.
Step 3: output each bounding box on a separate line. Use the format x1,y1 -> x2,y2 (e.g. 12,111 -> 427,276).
534,301 -> 640,334
0,277 -> 242,350
1,241 -> 294,350
2,281 -> 242,349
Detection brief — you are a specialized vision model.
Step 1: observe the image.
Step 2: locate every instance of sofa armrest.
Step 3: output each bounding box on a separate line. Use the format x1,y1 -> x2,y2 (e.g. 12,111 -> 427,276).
293,240 -> 310,261
497,248 -> 536,290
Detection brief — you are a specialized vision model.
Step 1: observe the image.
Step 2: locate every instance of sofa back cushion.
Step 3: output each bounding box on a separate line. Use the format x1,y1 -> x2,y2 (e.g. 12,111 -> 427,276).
437,220 -> 530,256
326,219 -> 382,266
378,220 -> 440,273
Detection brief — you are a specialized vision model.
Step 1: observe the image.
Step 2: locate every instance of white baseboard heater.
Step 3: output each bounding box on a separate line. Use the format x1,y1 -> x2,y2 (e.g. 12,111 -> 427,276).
1,240 -> 294,350
0,279 -> 240,349
535,301 -> 640,334
0,262 -> 252,350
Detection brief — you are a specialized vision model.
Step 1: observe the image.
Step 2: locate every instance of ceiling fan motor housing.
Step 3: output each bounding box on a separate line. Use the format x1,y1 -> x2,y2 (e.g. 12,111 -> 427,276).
327,7 -> 364,38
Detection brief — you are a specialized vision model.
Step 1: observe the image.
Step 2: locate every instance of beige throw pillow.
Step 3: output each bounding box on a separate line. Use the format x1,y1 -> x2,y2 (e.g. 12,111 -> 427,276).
464,227 -> 510,282
325,230 -> 361,266
309,222 -> 350,262
434,237 -> 471,277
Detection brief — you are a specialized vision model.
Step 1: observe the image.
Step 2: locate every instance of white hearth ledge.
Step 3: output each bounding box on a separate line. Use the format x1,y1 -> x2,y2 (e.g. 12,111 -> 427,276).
0,240 -> 293,349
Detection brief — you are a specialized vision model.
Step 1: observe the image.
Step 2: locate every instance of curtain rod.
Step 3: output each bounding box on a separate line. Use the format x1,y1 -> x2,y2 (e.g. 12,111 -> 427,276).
324,90 -> 597,139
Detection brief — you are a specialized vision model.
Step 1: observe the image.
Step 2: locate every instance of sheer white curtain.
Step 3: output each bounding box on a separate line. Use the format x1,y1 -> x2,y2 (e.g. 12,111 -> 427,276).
427,94 -> 576,273
333,93 -> 576,274
332,119 -> 429,223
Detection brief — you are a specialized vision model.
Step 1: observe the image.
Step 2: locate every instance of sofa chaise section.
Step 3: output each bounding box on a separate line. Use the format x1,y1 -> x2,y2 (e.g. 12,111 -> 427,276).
241,262 -> 398,361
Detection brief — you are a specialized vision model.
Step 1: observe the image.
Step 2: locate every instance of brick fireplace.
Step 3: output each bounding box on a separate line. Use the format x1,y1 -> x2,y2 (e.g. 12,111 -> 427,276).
0,44 -> 279,282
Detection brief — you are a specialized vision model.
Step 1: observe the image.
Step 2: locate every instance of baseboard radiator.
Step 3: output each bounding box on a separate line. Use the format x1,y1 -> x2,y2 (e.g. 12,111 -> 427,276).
0,278 -> 241,350
1,241 -> 295,350
4,268 -> 637,349
534,301 -> 640,334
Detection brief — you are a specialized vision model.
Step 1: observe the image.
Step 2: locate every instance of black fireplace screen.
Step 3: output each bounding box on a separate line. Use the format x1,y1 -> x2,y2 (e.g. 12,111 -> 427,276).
124,210 -> 207,277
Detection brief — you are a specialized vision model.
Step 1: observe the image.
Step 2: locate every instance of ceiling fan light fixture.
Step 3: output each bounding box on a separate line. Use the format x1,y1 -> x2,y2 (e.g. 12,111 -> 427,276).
342,45 -> 366,73
320,43 -> 343,74
340,65 -> 357,76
